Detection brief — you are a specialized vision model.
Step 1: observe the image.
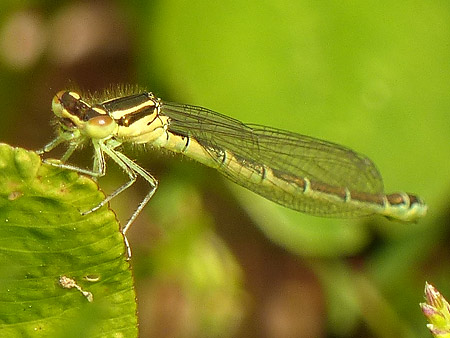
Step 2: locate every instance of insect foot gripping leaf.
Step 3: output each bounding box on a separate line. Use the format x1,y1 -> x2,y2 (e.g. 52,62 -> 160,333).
0,144 -> 138,338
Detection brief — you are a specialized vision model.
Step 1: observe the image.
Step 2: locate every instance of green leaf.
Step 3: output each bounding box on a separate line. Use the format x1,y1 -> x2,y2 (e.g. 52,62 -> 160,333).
0,144 -> 137,338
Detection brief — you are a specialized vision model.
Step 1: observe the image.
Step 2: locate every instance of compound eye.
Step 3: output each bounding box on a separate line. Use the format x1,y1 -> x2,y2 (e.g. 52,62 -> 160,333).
52,91 -> 69,117
52,91 -> 82,117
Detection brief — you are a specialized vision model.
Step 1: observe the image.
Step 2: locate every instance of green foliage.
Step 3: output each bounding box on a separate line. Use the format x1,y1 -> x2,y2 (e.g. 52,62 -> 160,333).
0,144 -> 136,337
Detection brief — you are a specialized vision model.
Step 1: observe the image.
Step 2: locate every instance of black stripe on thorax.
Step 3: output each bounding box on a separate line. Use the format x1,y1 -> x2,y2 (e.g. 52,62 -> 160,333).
98,93 -> 159,127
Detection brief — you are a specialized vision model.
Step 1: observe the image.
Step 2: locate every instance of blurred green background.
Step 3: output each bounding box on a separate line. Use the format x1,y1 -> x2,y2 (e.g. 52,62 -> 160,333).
0,0 -> 449,337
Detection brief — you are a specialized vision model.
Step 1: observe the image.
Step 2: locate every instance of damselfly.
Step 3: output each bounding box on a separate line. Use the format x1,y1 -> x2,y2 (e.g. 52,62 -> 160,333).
38,88 -> 427,256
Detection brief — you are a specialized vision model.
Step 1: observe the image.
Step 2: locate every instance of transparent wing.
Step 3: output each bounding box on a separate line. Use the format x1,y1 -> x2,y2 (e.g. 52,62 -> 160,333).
162,101 -> 384,217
